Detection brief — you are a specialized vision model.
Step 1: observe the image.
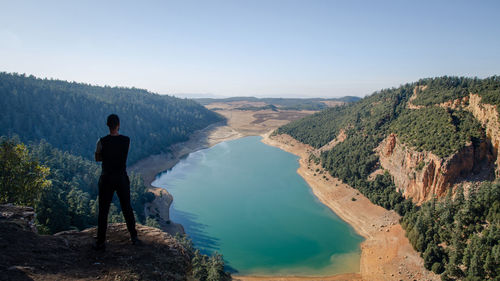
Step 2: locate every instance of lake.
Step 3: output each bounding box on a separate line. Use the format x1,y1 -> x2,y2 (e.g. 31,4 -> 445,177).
152,136 -> 363,276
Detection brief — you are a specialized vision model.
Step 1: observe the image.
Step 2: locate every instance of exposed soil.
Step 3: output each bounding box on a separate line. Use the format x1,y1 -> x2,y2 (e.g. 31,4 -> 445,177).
0,205 -> 190,281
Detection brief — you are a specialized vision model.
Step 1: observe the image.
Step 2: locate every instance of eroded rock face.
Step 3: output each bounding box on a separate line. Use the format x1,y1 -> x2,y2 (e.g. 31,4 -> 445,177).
144,188 -> 185,235
377,134 -> 493,204
433,93 -> 499,177
145,188 -> 173,223
467,94 -> 500,177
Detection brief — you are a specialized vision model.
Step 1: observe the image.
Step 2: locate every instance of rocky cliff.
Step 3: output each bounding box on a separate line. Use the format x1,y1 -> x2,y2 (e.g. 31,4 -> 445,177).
0,204 -> 191,281
380,89 -> 500,204
435,93 -> 499,177
465,94 -> 500,177
144,188 -> 185,235
377,134 -> 493,204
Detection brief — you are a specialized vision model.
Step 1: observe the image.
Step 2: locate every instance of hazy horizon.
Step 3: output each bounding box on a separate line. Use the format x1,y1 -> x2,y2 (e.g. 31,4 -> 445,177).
2,0 -> 499,98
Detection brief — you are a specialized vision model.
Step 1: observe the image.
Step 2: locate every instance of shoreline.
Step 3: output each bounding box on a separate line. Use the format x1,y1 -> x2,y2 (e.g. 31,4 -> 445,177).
258,133 -> 438,281
130,108 -> 437,280
129,122 -> 245,234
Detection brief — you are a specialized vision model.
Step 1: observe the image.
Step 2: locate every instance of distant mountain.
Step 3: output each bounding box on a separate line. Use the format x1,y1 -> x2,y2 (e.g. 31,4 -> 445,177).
275,76 -> 500,279
195,96 -> 361,110
0,72 -> 223,164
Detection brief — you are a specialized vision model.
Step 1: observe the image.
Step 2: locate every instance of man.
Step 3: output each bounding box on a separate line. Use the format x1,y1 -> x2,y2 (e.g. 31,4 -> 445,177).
94,114 -> 139,250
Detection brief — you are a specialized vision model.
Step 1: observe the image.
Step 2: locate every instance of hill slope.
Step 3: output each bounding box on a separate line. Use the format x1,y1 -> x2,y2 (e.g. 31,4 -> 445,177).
0,72 -> 223,164
275,76 -> 500,280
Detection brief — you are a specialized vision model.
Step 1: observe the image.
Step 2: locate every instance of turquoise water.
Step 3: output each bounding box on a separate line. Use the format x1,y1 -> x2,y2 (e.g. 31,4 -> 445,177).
152,136 -> 363,276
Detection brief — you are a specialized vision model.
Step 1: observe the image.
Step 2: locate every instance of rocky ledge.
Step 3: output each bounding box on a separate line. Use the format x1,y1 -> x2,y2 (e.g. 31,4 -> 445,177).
0,204 -> 191,281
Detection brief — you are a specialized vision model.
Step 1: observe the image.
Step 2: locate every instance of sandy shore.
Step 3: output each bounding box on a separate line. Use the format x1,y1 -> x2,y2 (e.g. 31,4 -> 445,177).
259,133 -> 438,281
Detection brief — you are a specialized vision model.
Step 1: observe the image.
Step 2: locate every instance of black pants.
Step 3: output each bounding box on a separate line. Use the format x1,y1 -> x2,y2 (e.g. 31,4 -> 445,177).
97,173 -> 137,244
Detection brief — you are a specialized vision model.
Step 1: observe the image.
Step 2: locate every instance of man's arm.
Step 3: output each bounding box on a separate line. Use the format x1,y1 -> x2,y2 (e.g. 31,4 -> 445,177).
95,139 -> 103,162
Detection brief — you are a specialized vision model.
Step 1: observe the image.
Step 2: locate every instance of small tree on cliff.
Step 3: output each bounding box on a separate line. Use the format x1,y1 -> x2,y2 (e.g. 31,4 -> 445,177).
206,252 -> 229,281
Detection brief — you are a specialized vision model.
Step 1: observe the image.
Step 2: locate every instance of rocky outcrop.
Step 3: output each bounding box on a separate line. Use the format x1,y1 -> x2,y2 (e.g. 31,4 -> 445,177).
438,93 -> 500,177
141,187 -> 184,235
314,129 -> 347,157
0,204 -> 191,281
144,188 -> 185,235
410,90 -> 500,177
466,94 -> 500,177
407,85 -> 427,109
377,134 -> 493,204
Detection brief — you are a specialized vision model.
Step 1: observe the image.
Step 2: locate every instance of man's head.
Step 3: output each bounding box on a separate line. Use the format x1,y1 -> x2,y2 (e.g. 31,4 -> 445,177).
106,114 -> 120,132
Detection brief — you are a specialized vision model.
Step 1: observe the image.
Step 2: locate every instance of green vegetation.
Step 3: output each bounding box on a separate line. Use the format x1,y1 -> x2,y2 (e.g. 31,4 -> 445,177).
0,138 -> 51,206
412,76 -> 471,106
412,76 -> 500,114
0,72 -> 233,272
0,72 -> 223,164
0,137 -> 153,234
391,107 -> 484,158
402,183 -> 499,279
277,76 -> 500,280
195,96 -> 360,111
175,234 -> 232,281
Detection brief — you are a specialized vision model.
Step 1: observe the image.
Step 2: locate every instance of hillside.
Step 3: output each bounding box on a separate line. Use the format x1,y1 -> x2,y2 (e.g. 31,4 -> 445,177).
0,72 -> 223,164
275,76 -> 500,280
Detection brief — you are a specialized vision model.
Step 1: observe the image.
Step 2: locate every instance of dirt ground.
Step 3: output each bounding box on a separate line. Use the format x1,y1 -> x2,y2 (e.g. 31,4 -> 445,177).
0,205 -> 190,281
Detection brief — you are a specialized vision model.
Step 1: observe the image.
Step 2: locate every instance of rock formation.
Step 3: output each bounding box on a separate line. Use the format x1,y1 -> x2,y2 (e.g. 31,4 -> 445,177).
144,188 -> 185,234
377,134 -> 493,204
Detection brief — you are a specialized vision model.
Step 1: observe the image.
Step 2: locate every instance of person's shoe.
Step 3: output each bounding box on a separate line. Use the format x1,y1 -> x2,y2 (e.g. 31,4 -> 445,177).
92,242 -> 106,251
131,236 -> 142,245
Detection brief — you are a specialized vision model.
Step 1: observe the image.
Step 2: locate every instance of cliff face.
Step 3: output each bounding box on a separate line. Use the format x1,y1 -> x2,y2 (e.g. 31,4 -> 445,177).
435,93 -> 499,177
0,204 -> 191,281
377,134 -> 493,204
144,188 -> 185,235
466,94 -> 500,177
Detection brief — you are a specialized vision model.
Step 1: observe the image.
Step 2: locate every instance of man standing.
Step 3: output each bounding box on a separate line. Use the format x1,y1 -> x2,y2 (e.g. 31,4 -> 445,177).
94,114 -> 139,250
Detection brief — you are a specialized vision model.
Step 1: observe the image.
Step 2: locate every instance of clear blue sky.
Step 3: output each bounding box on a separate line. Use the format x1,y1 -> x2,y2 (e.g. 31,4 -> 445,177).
1,0 -> 499,97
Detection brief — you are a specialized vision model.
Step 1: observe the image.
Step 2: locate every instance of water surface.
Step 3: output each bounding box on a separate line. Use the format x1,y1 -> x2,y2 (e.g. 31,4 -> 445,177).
153,136 -> 363,275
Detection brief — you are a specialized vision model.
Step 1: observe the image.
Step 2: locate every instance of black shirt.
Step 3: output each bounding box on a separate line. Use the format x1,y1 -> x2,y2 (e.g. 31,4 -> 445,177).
97,135 -> 130,175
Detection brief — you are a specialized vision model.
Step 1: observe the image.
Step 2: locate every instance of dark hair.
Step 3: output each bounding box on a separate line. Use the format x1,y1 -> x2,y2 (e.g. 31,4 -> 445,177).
106,114 -> 120,130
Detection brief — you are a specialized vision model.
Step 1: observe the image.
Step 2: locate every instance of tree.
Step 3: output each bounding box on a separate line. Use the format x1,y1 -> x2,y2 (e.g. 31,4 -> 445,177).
0,138 -> 51,206
192,249 -> 208,281
207,252 -> 228,281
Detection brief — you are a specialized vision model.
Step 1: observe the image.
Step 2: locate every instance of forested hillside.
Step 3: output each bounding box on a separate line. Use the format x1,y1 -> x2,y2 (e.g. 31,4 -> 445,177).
0,72 -> 223,164
0,137 -> 153,234
0,138 -> 232,280
276,76 -> 500,280
0,72 -> 232,279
